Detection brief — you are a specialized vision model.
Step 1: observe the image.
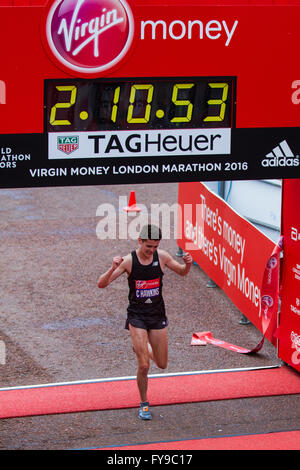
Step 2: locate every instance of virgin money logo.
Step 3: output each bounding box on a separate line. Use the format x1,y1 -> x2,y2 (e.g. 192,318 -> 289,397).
267,256 -> 278,269
136,281 -> 147,289
136,279 -> 159,289
261,295 -> 274,308
46,0 -> 134,74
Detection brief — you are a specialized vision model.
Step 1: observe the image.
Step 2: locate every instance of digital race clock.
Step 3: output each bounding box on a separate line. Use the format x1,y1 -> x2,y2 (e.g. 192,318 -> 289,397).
45,77 -> 235,132
45,76 -> 235,160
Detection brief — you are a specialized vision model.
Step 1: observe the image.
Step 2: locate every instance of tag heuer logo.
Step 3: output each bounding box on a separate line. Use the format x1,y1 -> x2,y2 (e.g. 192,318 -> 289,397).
57,136 -> 79,155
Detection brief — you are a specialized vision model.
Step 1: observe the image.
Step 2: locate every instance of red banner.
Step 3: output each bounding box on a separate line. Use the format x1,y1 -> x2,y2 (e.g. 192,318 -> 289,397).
278,180 -> 300,371
191,237 -> 282,353
177,182 -> 278,346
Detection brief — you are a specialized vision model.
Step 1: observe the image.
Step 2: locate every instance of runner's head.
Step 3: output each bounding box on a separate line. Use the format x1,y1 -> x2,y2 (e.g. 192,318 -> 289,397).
138,225 -> 162,257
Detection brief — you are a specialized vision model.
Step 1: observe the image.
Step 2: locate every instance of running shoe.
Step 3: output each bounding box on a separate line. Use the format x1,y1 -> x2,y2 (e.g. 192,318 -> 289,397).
139,402 -> 152,420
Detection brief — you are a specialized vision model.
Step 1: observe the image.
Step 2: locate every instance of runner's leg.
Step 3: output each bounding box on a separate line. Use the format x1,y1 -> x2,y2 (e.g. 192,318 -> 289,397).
148,328 -> 168,370
129,324 -> 151,403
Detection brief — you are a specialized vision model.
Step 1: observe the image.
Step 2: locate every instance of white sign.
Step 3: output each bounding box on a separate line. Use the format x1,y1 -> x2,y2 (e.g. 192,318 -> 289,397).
48,128 -> 231,159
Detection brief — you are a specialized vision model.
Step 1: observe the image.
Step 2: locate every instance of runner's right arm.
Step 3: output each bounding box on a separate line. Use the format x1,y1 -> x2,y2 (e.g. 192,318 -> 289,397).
97,255 -> 130,288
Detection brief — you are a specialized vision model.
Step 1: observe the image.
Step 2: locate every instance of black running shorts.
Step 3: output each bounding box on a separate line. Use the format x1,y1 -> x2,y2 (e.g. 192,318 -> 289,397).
125,313 -> 168,331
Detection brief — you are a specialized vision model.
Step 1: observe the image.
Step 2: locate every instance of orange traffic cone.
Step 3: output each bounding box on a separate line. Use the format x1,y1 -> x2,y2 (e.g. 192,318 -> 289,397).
123,190 -> 141,212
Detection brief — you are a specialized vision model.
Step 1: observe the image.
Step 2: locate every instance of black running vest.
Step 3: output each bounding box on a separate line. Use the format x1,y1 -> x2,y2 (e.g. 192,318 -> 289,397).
127,250 -> 165,316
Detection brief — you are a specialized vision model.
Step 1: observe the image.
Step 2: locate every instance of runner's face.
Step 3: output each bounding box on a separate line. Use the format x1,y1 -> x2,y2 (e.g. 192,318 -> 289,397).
139,239 -> 160,257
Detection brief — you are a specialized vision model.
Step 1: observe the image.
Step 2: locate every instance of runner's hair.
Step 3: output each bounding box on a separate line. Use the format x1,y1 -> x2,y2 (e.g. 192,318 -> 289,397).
139,224 -> 162,241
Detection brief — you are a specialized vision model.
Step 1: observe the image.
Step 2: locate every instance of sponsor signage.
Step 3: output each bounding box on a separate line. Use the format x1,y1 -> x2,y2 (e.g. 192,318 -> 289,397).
135,278 -> 160,299
278,179 -> 300,371
48,129 -> 231,159
177,181 -> 277,345
0,0 -> 300,187
45,0 -> 134,74
57,136 -> 79,154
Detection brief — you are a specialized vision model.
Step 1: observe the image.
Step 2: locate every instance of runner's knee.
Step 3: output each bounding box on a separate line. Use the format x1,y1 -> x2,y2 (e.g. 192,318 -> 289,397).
156,358 -> 167,370
138,361 -> 150,376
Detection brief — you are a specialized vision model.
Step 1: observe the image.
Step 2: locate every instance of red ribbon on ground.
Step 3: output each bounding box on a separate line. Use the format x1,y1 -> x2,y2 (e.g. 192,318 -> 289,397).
191,331 -> 265,354
191,237 -> 283,354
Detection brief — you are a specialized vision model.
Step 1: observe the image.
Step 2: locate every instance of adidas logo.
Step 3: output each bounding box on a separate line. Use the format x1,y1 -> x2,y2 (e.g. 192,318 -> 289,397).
262,140 -> 299,167
145,298 -> 152,303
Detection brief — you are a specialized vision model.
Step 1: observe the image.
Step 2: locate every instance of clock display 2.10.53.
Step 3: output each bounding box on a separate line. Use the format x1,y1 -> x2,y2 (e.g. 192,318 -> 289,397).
45,77 -> 235,132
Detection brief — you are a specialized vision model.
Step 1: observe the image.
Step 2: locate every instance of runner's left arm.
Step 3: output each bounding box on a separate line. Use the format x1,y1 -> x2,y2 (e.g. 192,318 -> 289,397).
162,251 -> 193,276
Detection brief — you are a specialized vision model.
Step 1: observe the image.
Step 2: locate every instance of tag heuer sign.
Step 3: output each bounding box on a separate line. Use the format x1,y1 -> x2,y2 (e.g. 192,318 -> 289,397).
57,136 -> 79,155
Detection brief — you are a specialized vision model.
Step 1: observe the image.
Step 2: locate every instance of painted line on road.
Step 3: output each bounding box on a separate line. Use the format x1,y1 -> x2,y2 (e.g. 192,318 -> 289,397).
0,364 -> 281,392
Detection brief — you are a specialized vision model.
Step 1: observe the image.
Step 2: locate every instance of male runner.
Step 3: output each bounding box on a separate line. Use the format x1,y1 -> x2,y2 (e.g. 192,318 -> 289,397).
97,224 -> 193,420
